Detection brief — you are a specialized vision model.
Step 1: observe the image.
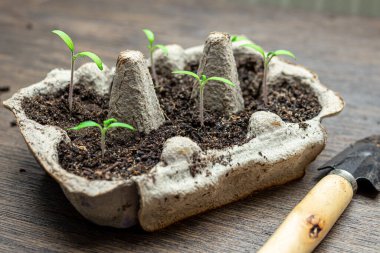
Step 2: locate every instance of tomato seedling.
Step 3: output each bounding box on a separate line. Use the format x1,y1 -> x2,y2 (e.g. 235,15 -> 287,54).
52,30 -> 103,112
68,118 -> 135,159
240,43 -> 295,105
172,70 -> 236,127
143,29 -> 168,86
231,35 -> 250,43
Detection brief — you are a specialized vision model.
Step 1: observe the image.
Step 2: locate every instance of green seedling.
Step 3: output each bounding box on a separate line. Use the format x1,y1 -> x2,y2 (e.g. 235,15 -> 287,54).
231,35 -> 250,43
52,30 -> 103,112
240,43 -> 295,105
68,118 -> 135,159
142,29 -> 168,86
172,70 -> 236,127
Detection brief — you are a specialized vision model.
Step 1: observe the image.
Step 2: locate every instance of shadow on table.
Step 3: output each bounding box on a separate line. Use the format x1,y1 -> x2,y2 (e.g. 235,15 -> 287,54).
34,172 -> 294,251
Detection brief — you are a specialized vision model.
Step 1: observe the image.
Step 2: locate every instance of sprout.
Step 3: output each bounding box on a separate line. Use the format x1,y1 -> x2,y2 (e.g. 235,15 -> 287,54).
240,43 -> 296,105
231,35 -> 250,43
52,30 -> 103,112
142,29 -> 168,86
68,118 -> 135,159
172,70 -> 236,127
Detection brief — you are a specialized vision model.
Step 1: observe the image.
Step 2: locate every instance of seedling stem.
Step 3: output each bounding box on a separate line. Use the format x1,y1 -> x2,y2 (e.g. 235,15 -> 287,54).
142,29 -> 168,86
52,29 -> 103,112
68,118 -> 135,159
172,71 -> 236,127
240,43 -> 296,105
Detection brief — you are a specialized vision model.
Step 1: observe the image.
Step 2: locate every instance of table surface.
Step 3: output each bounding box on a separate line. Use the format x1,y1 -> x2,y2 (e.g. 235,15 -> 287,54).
1,0 -> 379,252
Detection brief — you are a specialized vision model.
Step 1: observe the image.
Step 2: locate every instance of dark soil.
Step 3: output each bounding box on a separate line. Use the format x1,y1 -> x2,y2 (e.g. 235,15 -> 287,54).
22,56 -> 321,180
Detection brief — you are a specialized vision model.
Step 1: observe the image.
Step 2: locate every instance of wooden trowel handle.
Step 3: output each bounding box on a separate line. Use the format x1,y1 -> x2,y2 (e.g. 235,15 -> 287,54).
258,172 -> 356,253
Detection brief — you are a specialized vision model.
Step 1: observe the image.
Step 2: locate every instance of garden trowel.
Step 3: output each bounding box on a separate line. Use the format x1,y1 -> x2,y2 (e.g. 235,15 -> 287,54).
259,136 -> 380,253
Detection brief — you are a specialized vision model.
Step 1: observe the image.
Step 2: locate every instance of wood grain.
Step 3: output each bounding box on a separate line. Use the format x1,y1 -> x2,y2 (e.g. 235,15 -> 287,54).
0,0 -> 379,252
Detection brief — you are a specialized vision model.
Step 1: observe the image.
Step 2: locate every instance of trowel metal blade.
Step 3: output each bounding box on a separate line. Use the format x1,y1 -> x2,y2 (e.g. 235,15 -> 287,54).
319,136 -> 380,192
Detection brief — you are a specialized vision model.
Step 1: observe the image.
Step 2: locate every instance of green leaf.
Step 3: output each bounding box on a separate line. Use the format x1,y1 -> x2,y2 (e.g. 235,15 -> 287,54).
153,44 -> 169,56
172,70 -> 200,81
75,51 -> 103,70
231,35 -> 249,43
103,118 -> 117,127
273,50 -> 296,59
267,51 -> 275,58
52,30 -> 74,52
240,43 -> 265,59
68,121 -> 101,130
207,77 -> 236,87
143,29 -> 155,45
108,122 -> 135,131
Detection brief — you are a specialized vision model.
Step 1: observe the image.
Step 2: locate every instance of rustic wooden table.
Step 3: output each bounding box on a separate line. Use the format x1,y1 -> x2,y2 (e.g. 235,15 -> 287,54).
1,0 -> 379,252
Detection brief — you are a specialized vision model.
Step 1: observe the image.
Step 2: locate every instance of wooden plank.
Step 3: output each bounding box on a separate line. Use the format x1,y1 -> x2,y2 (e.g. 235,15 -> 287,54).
0,0 -> 379,252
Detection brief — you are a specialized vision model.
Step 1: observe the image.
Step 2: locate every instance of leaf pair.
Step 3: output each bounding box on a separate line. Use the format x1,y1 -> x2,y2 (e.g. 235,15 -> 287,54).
52,30 -> 103,70
239,42 -> 296,105
143,29 -> 168,56
68,118 -> 135,159
172,70 -> 236,127
240,43 -> 296,63
172,70 -> 236,88
68,118 -> 135,132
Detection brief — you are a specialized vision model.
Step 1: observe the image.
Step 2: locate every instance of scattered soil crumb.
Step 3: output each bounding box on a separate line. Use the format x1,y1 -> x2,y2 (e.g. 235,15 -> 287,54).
0,86 -> 10,93
299,122 -> 309,130
189,152 -> 207,177
10,120 -> 17,127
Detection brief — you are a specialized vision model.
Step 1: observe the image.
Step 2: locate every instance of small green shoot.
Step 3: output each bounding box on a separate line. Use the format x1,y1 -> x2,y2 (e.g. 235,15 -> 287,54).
231,35 -> 250,43
172,70 -> 236,127
68,118 -> 135,159
240,43 -> 296,105
143,29 -> 168,86
52,30 -> 103,112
